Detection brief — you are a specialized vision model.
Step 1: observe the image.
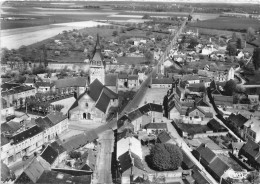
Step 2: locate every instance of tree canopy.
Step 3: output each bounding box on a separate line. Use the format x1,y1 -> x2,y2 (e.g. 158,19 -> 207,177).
148,143 -> 183,171
223,79 -> 237,96
252,48 -> 260,71
226,43 -> 237,56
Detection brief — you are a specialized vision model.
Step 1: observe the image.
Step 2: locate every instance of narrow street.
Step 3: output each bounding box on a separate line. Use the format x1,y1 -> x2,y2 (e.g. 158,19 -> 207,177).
165,120 -> 219,184
93,129 -> 114,184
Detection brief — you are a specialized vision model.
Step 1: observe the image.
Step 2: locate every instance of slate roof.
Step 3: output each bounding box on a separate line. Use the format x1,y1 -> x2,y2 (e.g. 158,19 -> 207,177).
207,119 -> 227,132
118,151 -> 145,173
34,117 -> 52,130
2,85 -> 35,96
152,78 -> 173,84
214,95 -> 234,106
12,125 -> 42,145
182,74 -> 200,81
144,123 -> 167,130
1,134 -> 9,146
62,130 -> 98,152
195,97 -> 210,107
91,34 -> 105,66
1,121 -> 21,133
157,131 -> 172,143
40,145 -> 58,165
118,73 -> 128,79
128,109 -> 143,121
105,73 -> 117,86
1,83 -> 20,91
36,170 -> 92,184
102,87 -> 118,99
46,112 -> 67,125
192,168 -> 210,184
227,113 -> 248,128
240,139 -> 260,164
128,75 -> 138,80
182,151 -> 195,169
195,144 -> 216,165
95,91 -> 111,113
1,160 -> 10,182
35,81 -> 54,88
88,79 -> 104,101
208,157 -> 230,178
50,141 -> 66,154
55,77 -> 88,88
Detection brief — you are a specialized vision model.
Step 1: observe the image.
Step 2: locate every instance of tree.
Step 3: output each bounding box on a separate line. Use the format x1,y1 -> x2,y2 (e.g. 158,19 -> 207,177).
252,48 -> 260,70
120,27 -> 125,33
69,151 -> 81,159
188,37 -> 198,48
112,30 -> 118,37
223,79 -> 237,96
148,143 -> 183,171
163,95 -> 169,118
144,52 -> 153,64
142,14 -> 151,19
226,43 -> 237,56
236,38 -> 243,49
188,14 -> 192,21
246,27 -> 255,42
54,104 -> 64,112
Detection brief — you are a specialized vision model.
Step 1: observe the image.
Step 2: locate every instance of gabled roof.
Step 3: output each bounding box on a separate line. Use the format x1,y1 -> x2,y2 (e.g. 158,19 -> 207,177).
95,91 -> 111,113
118,151 -> 145,173
34,117 -> 52,130
88,79 -> 104,101
227,113 -> 248,128
187,105 -> 206,116
50,141 -> 66,154
192,167 -> 210,184
152,78 -> 173,84
118,73 -> 128,79
195,144 -> 216,165
208,157 -> 230,178
12,125 -> 42,145
35,81 -> 54,88
36,170 -> 92,184
207,119 -> 227,132
102,86 -> 118,99
149,103 -> 163,112
240,139 -> 260,164
55,77 -> 88,88
182,151 -> 195,169
46,112 -> 67,125
128,109 -> 143,121
195,97 -> 210,107
157,131 -> 172,143
1,160 -> 11,182
40,145 -> 58,165
144,123 -> 167,130
62,130 -> 98,152
1,134 -> 9,146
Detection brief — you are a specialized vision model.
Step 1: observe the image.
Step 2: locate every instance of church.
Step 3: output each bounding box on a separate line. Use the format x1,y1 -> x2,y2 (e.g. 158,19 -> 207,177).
68,34 -> 119,124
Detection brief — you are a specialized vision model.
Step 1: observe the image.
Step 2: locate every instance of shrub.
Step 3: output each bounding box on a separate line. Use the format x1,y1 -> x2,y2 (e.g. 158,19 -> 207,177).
148,143 -> 183,171
69,151 -> 81,159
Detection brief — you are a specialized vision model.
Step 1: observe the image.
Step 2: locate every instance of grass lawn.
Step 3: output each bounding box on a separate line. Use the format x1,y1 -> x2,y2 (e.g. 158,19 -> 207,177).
176,122 -> 211,135
189,17 -> 260,32
186,27 -> 236,37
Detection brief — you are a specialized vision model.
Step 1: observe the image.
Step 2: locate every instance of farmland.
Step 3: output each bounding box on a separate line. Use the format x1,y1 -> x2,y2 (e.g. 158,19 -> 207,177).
189,16 -> 260,32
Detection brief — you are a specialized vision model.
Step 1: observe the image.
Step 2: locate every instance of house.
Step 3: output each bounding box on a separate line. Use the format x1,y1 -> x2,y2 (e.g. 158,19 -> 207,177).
1,112 -> 68,165
55,77 -> 88,96
151,78 -> 173,88
144,123 -> 167,134
193,144 -> 231,182
118,74 -> 139,90
14,156 -> 51,183
1,98 -> 14,120
157,131 -> 175,144
207,119 -> 227,132
68,79 -> 118,123
35,170 -> 92,184
118,151 -> 146,184
213,95 -> 234,108
62,130 -> 98,152
1,83 -> 36,109
242,117 -> 260,143
40,145 -> 59,166
35,81 -> 55,93
24,77 -> 35,87
122,103 -> 163,132
201,46 -> 217,55
239,139 -> 260,170
227,113 -> 248,135
183,104 -> 213,123
117,136 -> 142,159
105,73 -> 118,93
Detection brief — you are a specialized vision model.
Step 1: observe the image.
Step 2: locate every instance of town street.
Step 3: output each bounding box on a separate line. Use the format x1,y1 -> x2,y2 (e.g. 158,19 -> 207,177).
93,129 -> 114,184
165,120 -> 219,184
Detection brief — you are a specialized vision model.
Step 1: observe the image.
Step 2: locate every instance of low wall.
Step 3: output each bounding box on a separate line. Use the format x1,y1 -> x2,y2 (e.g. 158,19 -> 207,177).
228,152 -> 254,171
146,170 -> 183,182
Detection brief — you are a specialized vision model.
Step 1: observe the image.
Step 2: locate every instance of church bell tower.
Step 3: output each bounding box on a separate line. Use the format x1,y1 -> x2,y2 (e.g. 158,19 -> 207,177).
89,34 -> 105,85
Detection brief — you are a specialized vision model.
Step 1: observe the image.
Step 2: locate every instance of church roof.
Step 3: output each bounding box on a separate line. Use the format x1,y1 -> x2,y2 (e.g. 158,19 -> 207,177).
105,74 -> 117,87
91,34 -> 105,67
69,79 -> 118,114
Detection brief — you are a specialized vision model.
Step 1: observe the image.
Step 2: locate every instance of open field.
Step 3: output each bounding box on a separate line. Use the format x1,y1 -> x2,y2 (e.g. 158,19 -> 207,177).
186,27 -> 236,37
0,21 -> 109,49
190,17 -> 260,32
